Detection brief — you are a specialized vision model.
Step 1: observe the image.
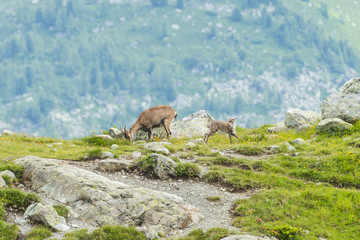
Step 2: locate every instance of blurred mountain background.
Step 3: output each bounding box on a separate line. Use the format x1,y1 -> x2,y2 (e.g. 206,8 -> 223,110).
0,0 -> 359,138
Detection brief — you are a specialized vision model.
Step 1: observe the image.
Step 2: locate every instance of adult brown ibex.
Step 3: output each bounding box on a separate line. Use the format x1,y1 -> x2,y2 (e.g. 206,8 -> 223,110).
121,105 -> 177,141
204,117 -> 239,143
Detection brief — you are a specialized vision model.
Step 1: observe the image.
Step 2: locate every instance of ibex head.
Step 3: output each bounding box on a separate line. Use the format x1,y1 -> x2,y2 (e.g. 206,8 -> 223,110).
121,126 -> 134,141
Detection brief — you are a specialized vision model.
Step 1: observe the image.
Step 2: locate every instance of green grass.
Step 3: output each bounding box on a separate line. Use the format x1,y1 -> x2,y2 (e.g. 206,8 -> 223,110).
0,221 -> 18,240
1,123 -> 360,239
53,205 -> 70,218
26,226 -> 52,240
176,228 -> 229,240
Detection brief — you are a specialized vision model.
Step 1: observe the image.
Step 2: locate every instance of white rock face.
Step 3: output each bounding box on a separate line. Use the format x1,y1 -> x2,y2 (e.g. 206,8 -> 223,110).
15,156 -> 200,237
171,110 -> 214,138
284,108 -> 321,129
321,78 -> 360,123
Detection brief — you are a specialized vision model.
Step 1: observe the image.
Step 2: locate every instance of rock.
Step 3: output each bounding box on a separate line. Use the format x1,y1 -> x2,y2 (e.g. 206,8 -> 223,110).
149,154 -> 178,179
297,123 -> 311,132
96,134 -> 114,140
110,144 -> 119,150
24,203 -> 70,232
291,138 -> 306,145
321,78 -> 360,123
350,138 -> 360,148
0,176 -> 7,188
98,159 -> 133,171
53,142 -> 63,146
1,130 -> 14,136
267,122 -> 286,133
171,110 -> 214,138
316,118 -> 353,134
280,142 -> 295,152
267,145 -> 280,153
102,151 -> 114,159
186,142 -> 197,148
144,142 -> 170,155
284,108 -> 321,129
220,235 -> 274,240
131,151 -> 142,160
15,156 -> 200,236
109,128 -> 124,139
0,170 -> 16,181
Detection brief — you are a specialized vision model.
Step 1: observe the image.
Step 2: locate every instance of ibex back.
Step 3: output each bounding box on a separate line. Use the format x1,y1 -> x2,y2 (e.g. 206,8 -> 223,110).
204,117 -> 239,143
122,105 -> 177,141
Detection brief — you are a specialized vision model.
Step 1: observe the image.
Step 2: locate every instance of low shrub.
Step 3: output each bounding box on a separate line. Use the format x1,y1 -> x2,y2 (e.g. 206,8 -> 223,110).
265,224 -> 302,240
53,205 -> 69,218
26,226 -> 52,240
236,145 -> 265,156
178,227 -> 229,240
175,163 -> 201,178
206,196 -> 221,202
204,170 -> 225,182
0,189 -> 40,211
0,221 -> 18,240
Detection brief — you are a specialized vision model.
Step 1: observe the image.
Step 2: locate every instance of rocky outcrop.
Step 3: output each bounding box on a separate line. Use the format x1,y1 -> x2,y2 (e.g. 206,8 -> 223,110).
321,78 -> 360,123
109,127 -> 124,139
284,108 -> 321,129
15,156 -> 201,238
316,118 -> 353,134
266,122 -> 286,133
24,203 -> 69,231
171,110 -> 214,138
149,154 -> 178,179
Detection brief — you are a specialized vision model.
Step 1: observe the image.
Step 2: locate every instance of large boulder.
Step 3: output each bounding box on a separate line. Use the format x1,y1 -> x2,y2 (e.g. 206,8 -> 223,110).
284,108 -> 321,129
316,118 -> 353,134
171,110 -> 214,138
321,78 -> 360,123
149,153 -> 178,179
15,156 -> 201,237
98,159 -> 133,172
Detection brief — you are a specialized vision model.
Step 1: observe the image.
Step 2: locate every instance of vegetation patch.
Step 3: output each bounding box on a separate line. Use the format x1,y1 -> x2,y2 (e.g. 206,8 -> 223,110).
175,163 -> 201,178
0,189 -> 40,211
53,205 -> 70,218
0,221 -> 18,240
235,145 -> 266,156
177,227 -> 229,240
63,225 -> 146,240
26,226 -> 52,240
82,148 -> 103,161
206,196 -> 221,202
233,186 -> 360,239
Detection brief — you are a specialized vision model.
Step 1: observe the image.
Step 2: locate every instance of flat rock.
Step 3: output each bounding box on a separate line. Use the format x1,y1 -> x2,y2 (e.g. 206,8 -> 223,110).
316,118 -> 353,134
284,108 -> 321,129
98,159 -> 133,172
144,142 -> 170,155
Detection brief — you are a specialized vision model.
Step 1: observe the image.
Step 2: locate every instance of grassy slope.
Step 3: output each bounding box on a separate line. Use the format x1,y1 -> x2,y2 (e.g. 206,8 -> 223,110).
1,122 -> 360,239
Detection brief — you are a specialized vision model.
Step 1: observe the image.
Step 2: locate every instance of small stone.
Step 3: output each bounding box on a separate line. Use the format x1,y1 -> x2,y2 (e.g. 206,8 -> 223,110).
131,151 -> 142,160
102,151 -> 114,159
110,144 -> 119,150
186,142 -> 196,148
96,134 -> 114,140
0,170 -> 16,181
1,130 -> 14,136
291,138 -> 306,145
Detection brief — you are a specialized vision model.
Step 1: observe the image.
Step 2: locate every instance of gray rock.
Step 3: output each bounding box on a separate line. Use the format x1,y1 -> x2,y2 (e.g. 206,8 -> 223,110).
267,122 -> 286,133
192,138 -> 205,144
221,235 -> 273,240
171,110 -> 214,138
291,138 -> 306,145
102,151 -> 114,159
0,170 -> 16,181
24,203 -> 70,232
131,151 -> 142,160
96,134 -> 114,140
98,159 -> 133,172
297,123 -> 311,132
280,142 -> 295,152
316,118 -> 353,134
321,78 -> 360,123
186,142 -> 197,148
144,142 -> 170,155
110,144 -> 119,150
284,108 -> 321,129
150,154 -> 178,179
0,177 -> 7,188
109,128 -> 124,139
268,145 -> 280,153
1,130 -> 14,136
15,156 -> 200,236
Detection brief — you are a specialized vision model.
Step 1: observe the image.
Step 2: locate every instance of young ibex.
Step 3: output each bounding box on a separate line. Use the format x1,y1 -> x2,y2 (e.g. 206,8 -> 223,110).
121,105 -> 177,141
204,117 -> 239,143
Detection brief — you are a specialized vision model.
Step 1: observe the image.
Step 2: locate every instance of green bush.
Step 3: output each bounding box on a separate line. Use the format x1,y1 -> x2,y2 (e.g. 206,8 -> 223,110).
0,189 -> 40,211
265,224 -> 302,240
175,163 -> 201,178
136,155 -> 156,175
53,205 -> 70,218
204,170 -> 225,182
0,221 -> 18,240
84,149 -> 103,160
64,225 -> 146,240
27,226 -> 52,240
0,164 -> 24,180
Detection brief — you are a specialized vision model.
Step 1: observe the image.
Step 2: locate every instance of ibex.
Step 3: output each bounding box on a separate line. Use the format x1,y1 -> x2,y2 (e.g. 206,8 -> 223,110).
121,105 -> 177,141
204,117 -> 239,143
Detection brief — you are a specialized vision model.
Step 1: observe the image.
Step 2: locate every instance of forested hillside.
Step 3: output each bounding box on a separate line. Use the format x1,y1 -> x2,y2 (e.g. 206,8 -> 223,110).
0,0 -> 359,138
